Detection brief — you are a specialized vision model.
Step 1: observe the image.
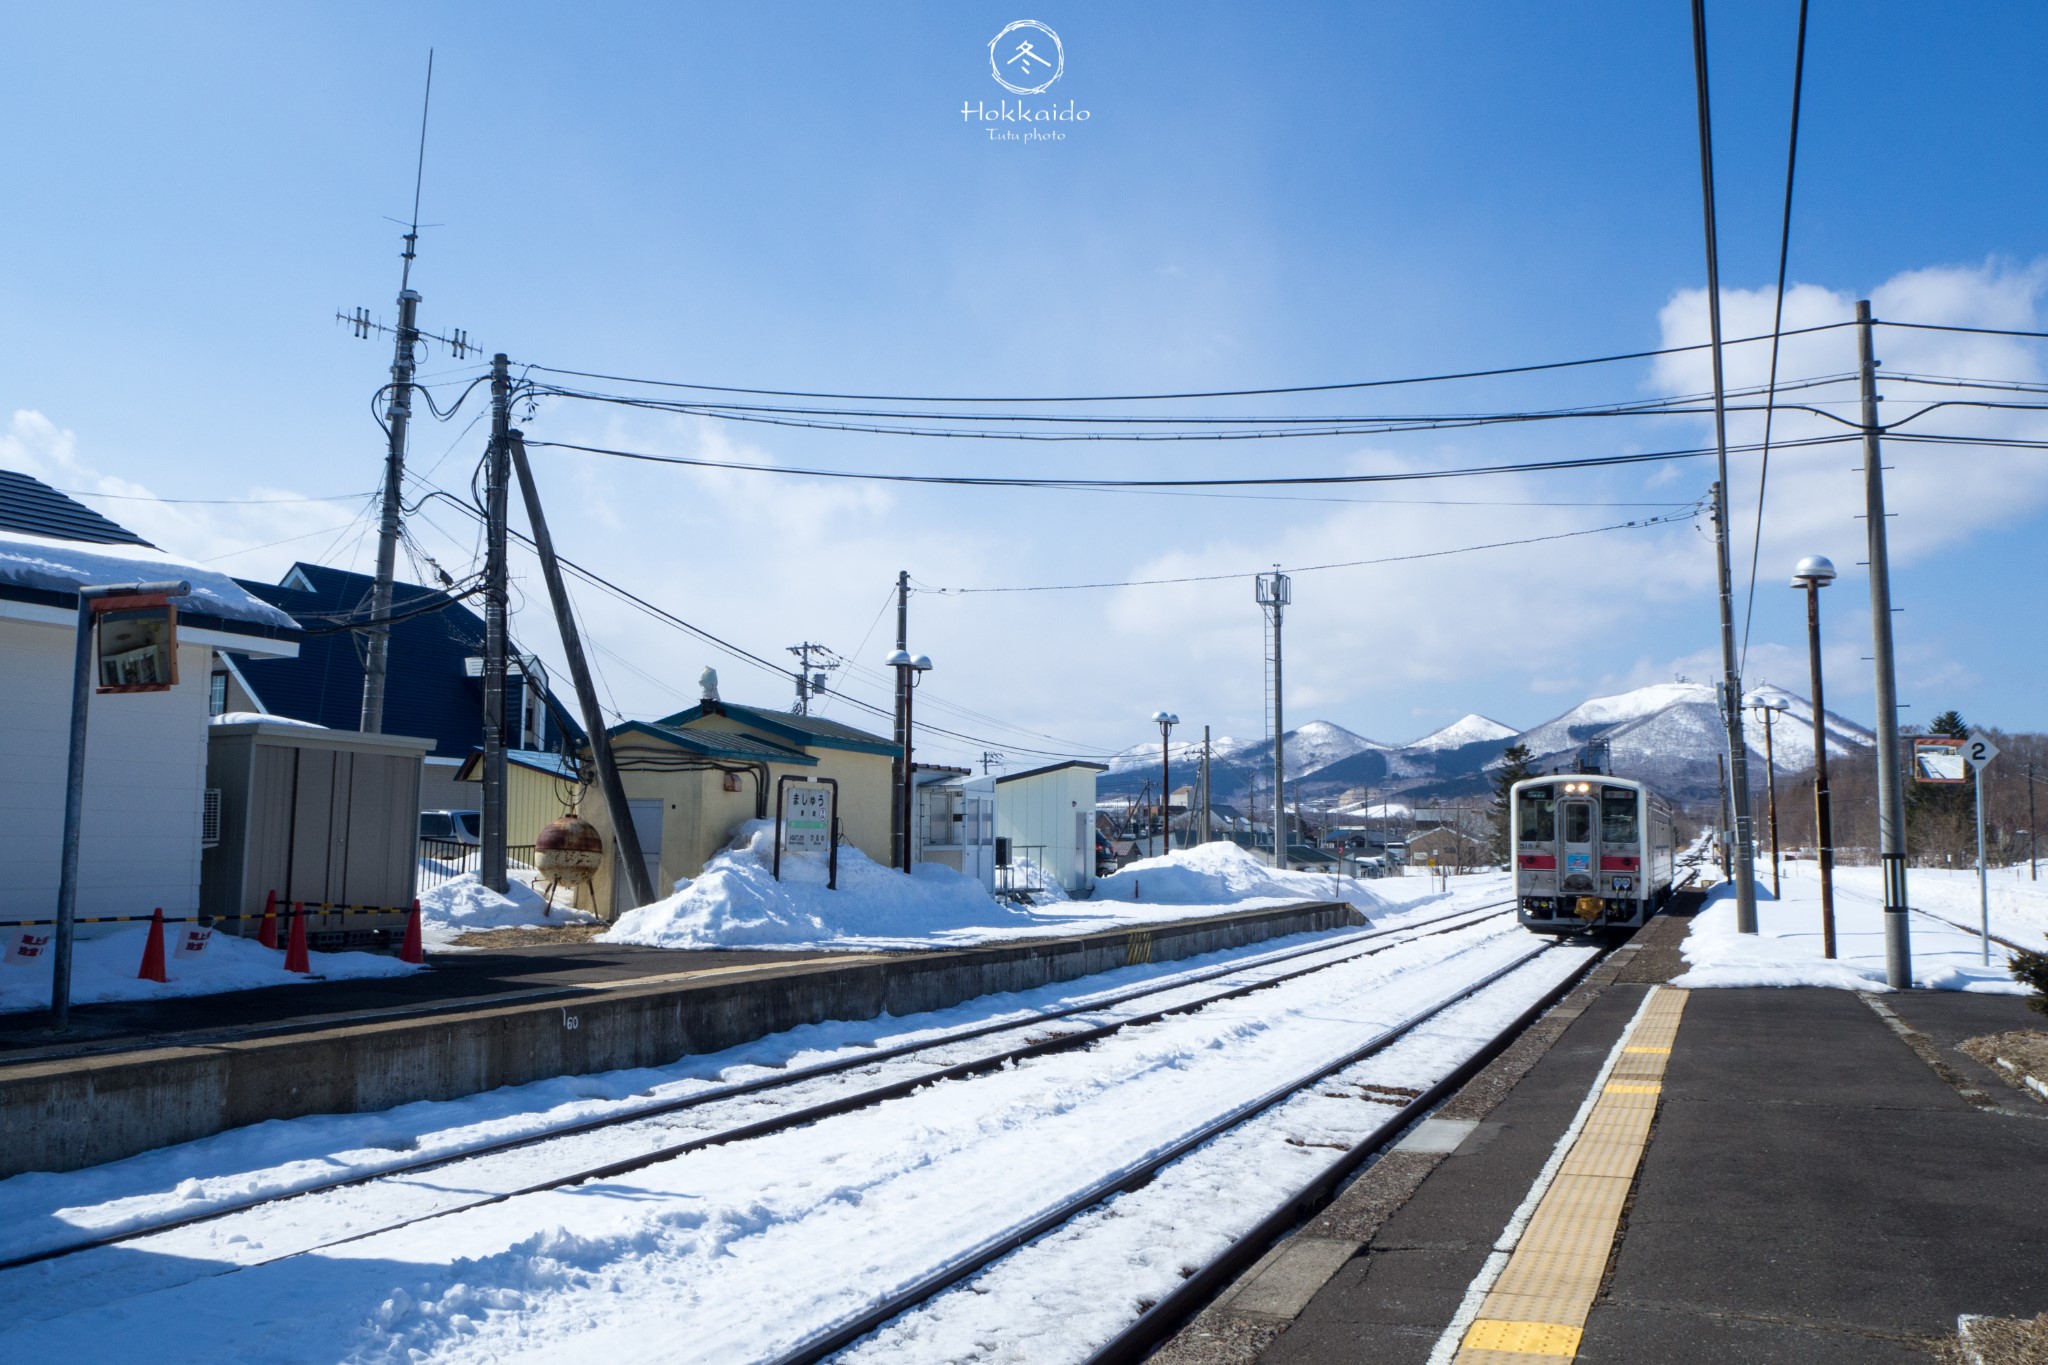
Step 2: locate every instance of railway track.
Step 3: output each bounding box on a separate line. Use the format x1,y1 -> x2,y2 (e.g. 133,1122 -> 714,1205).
4,899 -> 1517,1277
781,930 -> 1611,1365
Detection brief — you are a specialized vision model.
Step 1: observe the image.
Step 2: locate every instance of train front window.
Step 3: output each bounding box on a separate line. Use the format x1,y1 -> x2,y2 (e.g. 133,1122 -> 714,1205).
1517,787 -> 1555,842
1601,788 -> 1638,844
1563,802 -> 1592,844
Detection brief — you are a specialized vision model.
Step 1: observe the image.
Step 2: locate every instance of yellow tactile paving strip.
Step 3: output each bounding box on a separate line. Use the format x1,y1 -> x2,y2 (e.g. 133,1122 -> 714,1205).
1454,986 -> 1687,1361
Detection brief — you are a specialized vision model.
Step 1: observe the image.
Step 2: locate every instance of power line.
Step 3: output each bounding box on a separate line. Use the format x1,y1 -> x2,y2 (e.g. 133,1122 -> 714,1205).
1877,320 -> 2048,341
1739,0 -> 1811,675
53,486 -> 374,506
524,319 -> 1860,405
523,430 -> 1860,492
917,504 -> 1701,594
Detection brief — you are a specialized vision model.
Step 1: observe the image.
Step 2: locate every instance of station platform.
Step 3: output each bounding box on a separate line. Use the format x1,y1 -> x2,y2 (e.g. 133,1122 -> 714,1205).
1166,907 -> 2048,1364
0,898 -> 1362,1180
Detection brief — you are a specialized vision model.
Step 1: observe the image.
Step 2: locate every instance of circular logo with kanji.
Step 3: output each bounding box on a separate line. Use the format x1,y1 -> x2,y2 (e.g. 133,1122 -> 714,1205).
989,20 -> 1064,95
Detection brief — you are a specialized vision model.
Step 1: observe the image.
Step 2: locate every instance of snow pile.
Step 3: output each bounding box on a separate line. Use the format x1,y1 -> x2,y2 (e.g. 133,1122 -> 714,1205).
602,821 -> 1058,950
1094,842 -> 1384,916
1672,867 -> 2033,994
418,873 -> 595,947
208,711 -> 324,728
0,921 -> 419,1015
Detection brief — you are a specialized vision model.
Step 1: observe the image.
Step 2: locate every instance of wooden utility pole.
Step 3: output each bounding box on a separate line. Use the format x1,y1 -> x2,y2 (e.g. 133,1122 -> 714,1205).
479,354 -> 511,894
507,431 -> 655,909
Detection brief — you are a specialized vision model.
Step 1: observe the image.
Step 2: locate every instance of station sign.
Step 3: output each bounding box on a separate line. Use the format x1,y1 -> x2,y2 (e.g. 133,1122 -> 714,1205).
772,774 -> 841,889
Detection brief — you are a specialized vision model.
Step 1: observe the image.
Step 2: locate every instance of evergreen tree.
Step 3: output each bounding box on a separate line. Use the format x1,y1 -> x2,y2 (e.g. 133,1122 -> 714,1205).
1489,743 -> 1537,860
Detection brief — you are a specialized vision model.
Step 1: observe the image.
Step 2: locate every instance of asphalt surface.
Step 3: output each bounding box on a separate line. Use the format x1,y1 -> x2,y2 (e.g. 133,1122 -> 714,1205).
0,941 -> 840,1060
1215,918 -> 2048,1363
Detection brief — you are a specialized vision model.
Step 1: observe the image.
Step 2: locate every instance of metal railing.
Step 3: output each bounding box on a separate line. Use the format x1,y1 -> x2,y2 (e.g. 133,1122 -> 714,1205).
417,839 -> 538,894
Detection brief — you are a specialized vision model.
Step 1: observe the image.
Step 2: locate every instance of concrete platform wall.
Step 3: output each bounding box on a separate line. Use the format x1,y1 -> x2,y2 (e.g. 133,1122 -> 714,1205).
0,901 -> 1361,1178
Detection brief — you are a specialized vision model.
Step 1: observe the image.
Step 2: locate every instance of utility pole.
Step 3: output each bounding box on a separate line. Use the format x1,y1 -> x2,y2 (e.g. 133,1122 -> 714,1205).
980,751 -> 1005,775
891,571 -> 908,871
1716,751 -> 1732,880
508,431 -> 654,909
1858,300 -> 1912,987
1798,559 -> 1840,956
2031,760 -> 2038,882
1258,570 -> 1291,869
1201,725 -> 1212,845
353,54 -> 463,734
786,642 -> 838,716
1689,1 -> 1760,935
480,353 -> 511,894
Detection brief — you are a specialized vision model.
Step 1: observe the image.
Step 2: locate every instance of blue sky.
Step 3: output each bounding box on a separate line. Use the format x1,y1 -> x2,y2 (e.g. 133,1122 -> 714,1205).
4,3 -> 2045,766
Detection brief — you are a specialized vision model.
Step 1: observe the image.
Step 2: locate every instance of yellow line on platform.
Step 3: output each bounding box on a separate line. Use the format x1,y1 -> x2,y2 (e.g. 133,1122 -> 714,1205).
1453,986 -> 1686,1364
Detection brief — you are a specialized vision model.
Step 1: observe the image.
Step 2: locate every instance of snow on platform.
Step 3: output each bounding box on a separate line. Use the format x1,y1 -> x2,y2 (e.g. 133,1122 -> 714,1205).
417,873 -> 596,949
1672,860 -> 2041,994
601,824 -> 1385,953
0,922 -> 420,1015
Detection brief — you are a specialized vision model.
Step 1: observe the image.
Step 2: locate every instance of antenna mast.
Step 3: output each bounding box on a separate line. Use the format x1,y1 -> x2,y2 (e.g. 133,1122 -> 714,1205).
359,51 -> 435,733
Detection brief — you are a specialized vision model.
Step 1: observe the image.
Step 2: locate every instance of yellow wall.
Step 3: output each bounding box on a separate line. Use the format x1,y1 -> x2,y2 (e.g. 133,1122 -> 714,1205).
576,724 -> 895,917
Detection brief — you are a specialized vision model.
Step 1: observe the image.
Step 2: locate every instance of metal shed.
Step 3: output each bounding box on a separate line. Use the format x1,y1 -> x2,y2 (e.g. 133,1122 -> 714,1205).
200,718 -> 431,945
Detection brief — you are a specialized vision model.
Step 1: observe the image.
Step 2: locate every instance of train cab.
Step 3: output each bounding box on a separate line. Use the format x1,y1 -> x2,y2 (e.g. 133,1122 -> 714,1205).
1512,775 -> 1674,934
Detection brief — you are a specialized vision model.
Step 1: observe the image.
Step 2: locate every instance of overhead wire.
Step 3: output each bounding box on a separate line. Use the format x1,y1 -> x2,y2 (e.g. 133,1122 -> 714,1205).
523,319 -> 1860,404
1739,0 -> 1810,675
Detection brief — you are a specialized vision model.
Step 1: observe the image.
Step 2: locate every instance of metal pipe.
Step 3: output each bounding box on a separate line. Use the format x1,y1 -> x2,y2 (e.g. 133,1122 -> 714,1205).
1805,580 -> 1838,957
51,580 -> 191,1028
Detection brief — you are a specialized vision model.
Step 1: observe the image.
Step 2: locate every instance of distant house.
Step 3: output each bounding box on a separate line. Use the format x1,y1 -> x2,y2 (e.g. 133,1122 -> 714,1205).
577,699 -> 897,914
1406,824 -> 1486,868
0,471 -> 298,926
220,562 -> 582,812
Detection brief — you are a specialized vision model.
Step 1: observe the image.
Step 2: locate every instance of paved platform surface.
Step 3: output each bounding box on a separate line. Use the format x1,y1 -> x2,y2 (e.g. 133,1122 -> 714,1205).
0,941 -> 842,1061
1166,907 -> 2048,1363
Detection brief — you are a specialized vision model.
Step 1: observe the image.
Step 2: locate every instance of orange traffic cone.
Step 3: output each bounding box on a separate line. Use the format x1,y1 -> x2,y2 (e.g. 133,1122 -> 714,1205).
257,889 -> 279,948
283,901 -> 311,974
399,899 -> 424,965
137,908 -> 168,983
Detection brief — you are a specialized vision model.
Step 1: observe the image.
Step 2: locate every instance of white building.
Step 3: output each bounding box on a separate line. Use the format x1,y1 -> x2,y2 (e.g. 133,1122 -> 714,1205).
994,760 -> 1107,896
0,473 -> 298,927
914,766 -> 998,891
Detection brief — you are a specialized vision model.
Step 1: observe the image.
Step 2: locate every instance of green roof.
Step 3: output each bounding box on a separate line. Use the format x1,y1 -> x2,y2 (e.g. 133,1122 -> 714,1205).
654,701 -> 898,756
605,720 -> 817,765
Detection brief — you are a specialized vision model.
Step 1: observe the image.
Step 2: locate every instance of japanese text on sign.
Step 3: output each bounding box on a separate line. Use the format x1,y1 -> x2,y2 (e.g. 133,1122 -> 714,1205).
782,785 -> 833,853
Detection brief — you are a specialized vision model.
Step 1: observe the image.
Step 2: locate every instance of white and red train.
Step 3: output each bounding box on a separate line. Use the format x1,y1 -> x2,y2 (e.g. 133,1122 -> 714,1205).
1510,774 -> 1676,933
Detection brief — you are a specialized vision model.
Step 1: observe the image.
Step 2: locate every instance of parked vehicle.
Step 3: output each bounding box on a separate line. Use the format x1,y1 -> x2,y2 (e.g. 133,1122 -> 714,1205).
419,809 -> 482,846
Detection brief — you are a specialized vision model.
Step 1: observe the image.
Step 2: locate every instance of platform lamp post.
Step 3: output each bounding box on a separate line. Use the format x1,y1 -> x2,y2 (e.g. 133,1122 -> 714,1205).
1792,555 -> 1839,959
886,649 -> 932,873
1151,711 -> 1179,855
1747,692 -> 1791,900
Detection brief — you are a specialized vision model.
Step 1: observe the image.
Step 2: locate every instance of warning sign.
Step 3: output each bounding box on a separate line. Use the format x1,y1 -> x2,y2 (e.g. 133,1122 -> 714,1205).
5,930 -> 52,966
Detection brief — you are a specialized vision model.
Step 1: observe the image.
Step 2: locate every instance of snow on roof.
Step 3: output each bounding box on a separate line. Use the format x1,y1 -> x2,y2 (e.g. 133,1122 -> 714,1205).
0,530 -> 296,630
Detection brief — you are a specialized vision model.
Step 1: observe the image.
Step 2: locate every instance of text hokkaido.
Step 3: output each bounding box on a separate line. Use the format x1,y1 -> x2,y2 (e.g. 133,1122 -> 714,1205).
960,100 -> 1091,124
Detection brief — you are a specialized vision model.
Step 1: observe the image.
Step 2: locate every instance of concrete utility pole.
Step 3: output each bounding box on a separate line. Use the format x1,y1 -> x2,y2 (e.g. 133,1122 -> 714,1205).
1201,725 -> 1212,845
891,571 -> 908,871
507,431 -> 654,909
479,353 -> 511,894
1689,1 -> 1760,935
1716,751 -> 1732,880
786,642 -> 836,716
2031,760 -> 2038,882
1858,300 -> 1912,987
1258,570 -> 1291,869
360,56 -> 437,735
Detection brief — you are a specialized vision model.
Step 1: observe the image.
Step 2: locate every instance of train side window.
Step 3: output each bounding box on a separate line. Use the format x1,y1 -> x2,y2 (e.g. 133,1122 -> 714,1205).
1563,802 -> 1592,843
1517,788 -> 1555,842
1601,788 -> 1638,843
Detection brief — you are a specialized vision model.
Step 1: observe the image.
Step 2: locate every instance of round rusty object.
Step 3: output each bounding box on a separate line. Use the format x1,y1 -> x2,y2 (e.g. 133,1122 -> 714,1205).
535,812 -> 604,888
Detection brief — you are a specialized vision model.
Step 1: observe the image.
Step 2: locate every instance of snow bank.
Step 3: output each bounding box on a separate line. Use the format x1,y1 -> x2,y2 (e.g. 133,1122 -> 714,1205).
602,821 -> 1052,950
418,873 -> 595,947
0,922 -> 419,1015
1672,872 -> 2030,994
1094,842 -> 1385,916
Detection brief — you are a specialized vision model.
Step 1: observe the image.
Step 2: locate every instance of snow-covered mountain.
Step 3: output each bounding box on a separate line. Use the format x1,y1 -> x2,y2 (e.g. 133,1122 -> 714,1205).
1096,682 -> 1871,810
1407,714 -> 1517,751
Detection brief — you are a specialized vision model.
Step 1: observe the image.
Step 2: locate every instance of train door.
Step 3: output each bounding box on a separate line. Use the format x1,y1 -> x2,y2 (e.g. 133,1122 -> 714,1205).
1560,794 -> 1597,899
